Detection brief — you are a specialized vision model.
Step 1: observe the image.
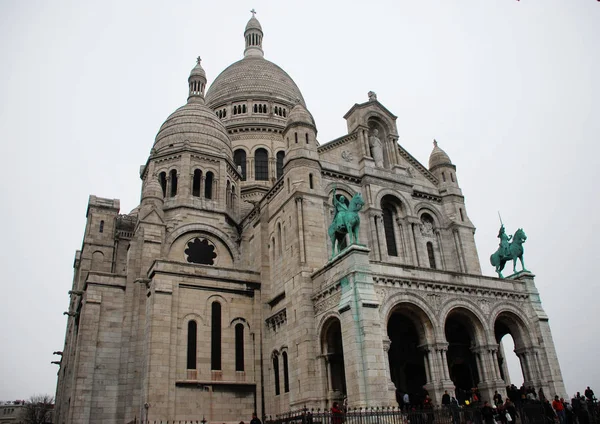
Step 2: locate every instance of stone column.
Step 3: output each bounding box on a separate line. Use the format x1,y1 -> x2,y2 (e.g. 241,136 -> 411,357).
435,230 -> 447,270
362,129 -> 370,158
438,346 -> 451,381
452,229 -> 465,273
375,213 -> 387,261
409,222 -> 420,266
396,220 -> 408,263
382,337 -> 396,391
369,212 -> 381,262
357,128 -> 367,157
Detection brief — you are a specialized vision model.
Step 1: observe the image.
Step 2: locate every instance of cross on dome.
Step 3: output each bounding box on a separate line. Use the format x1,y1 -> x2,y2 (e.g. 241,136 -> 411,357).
196,56 -> 202,64
250,8 -> 257,16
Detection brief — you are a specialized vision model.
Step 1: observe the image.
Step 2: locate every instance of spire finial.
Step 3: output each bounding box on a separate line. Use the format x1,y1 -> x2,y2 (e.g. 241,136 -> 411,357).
433,139 -> 438,147
196,56 -> 201,64
250,8 -> 257,16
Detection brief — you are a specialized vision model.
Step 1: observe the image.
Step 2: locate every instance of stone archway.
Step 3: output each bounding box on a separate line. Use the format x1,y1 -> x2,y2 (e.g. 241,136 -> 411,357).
494,311 -> 536,389
444,308 -> 485,404
321,317 -> 347,403
387,302 -> 434,405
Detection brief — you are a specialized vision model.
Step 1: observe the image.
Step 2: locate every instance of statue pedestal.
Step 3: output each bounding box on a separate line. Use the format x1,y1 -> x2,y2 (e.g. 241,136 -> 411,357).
329,245 -> 395,407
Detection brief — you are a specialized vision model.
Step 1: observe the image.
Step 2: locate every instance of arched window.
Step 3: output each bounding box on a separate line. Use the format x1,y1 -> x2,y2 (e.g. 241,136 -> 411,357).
271,237 -> 276,262
234,149 -> 247,181
277,223 -> 282,256
442,172 -> 446,182
294,133 -> 298,143
211,302 -> 221,370
382,203 -> 398,257
159,172 -> 167,197
231,184 -> 236,208
309,174 -> 313,189
276,151 -> 285,179
233,105 -> 237,115
255,148 -> 269,181
273,354 -> 280,395
235,323 -> 244,371
459,208 -> 465,222
226,180 -> 231,207
243,104 -> 246,113
258,104 -> 263,113
192,169 -> 202,197
283,351 -> 290,393
169,170 -> 178,197
205,172 -> 213,199
99,220 -> 104,233
283,109 -> 286,117
305,133 -> 309,144
427,242 -> 436,269
187,320 -> 197,369
451,173 -> 455,182
253,104 -> 257,113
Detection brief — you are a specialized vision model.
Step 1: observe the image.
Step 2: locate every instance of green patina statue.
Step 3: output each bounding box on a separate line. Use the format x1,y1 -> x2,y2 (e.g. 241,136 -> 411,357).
490,225 -> 529,278
328,187 -> 365,259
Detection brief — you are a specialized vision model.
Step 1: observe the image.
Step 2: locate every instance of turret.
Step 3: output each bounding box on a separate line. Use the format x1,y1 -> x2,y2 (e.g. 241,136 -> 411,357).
428,140 -> 459,189
282,104 -> 321,192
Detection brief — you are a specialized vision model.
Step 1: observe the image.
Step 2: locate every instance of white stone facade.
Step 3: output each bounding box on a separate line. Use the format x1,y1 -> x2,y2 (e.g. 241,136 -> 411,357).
54,14 -> 566,424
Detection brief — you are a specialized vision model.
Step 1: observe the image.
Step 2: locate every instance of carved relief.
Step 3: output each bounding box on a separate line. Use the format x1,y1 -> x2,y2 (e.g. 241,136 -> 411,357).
375,287 -> 388,302
479,299 -> 490,315
427,293 -> 442,310
314,292 -> 341,315
341,150 -> 353,162
420,215 -> 435,238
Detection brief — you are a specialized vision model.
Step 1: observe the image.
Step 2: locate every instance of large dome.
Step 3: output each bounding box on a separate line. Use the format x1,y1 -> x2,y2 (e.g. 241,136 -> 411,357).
205,57 -> 306,108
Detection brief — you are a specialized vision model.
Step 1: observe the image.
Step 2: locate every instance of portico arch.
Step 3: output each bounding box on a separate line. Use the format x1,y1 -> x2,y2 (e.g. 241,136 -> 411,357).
493,309 -> 535,386
444,307 -> 486,402
320,316 -> 347,403
386,302 -> 435,401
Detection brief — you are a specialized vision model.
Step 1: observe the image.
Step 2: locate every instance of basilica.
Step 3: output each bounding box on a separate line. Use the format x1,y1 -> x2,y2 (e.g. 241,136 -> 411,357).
54,13 -> 566,424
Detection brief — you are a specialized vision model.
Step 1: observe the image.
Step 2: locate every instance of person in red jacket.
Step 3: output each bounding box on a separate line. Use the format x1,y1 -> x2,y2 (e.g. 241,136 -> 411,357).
331,402 -> 344,424
552,395 -> 565,424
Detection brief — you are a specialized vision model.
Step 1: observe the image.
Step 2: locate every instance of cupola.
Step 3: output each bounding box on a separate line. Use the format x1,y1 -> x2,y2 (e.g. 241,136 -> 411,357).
244,10 -> 264,58
188,56 -> 207,103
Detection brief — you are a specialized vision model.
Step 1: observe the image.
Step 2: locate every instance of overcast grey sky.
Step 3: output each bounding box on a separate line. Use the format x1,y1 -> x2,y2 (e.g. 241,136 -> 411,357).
0,0 -> 598,401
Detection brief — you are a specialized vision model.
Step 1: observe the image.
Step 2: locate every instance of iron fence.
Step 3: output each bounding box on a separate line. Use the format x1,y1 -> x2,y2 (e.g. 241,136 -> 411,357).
125,400 -> 600,424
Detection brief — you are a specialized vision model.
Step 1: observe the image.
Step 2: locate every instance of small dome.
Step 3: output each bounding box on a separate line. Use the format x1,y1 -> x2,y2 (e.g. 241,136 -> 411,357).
129,206 -> 140,216
428,140 -> 453,170
154,103 -> 232,155
286,104 -> 315,128
245,16 -> 262,32
189,57 -> 206,79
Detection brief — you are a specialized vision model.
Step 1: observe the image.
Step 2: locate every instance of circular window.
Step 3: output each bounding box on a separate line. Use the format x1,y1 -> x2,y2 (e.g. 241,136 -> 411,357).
185,238 -> 217,265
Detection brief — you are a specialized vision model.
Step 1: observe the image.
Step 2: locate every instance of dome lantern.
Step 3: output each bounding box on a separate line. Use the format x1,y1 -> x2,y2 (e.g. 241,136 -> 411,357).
188,56 -> 207,103
244,10 -> 264,58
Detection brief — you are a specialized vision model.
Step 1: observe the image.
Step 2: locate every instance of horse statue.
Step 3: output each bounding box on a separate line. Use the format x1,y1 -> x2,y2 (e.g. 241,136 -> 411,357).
328,190 -> 365,259
490,227 -> 529,278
